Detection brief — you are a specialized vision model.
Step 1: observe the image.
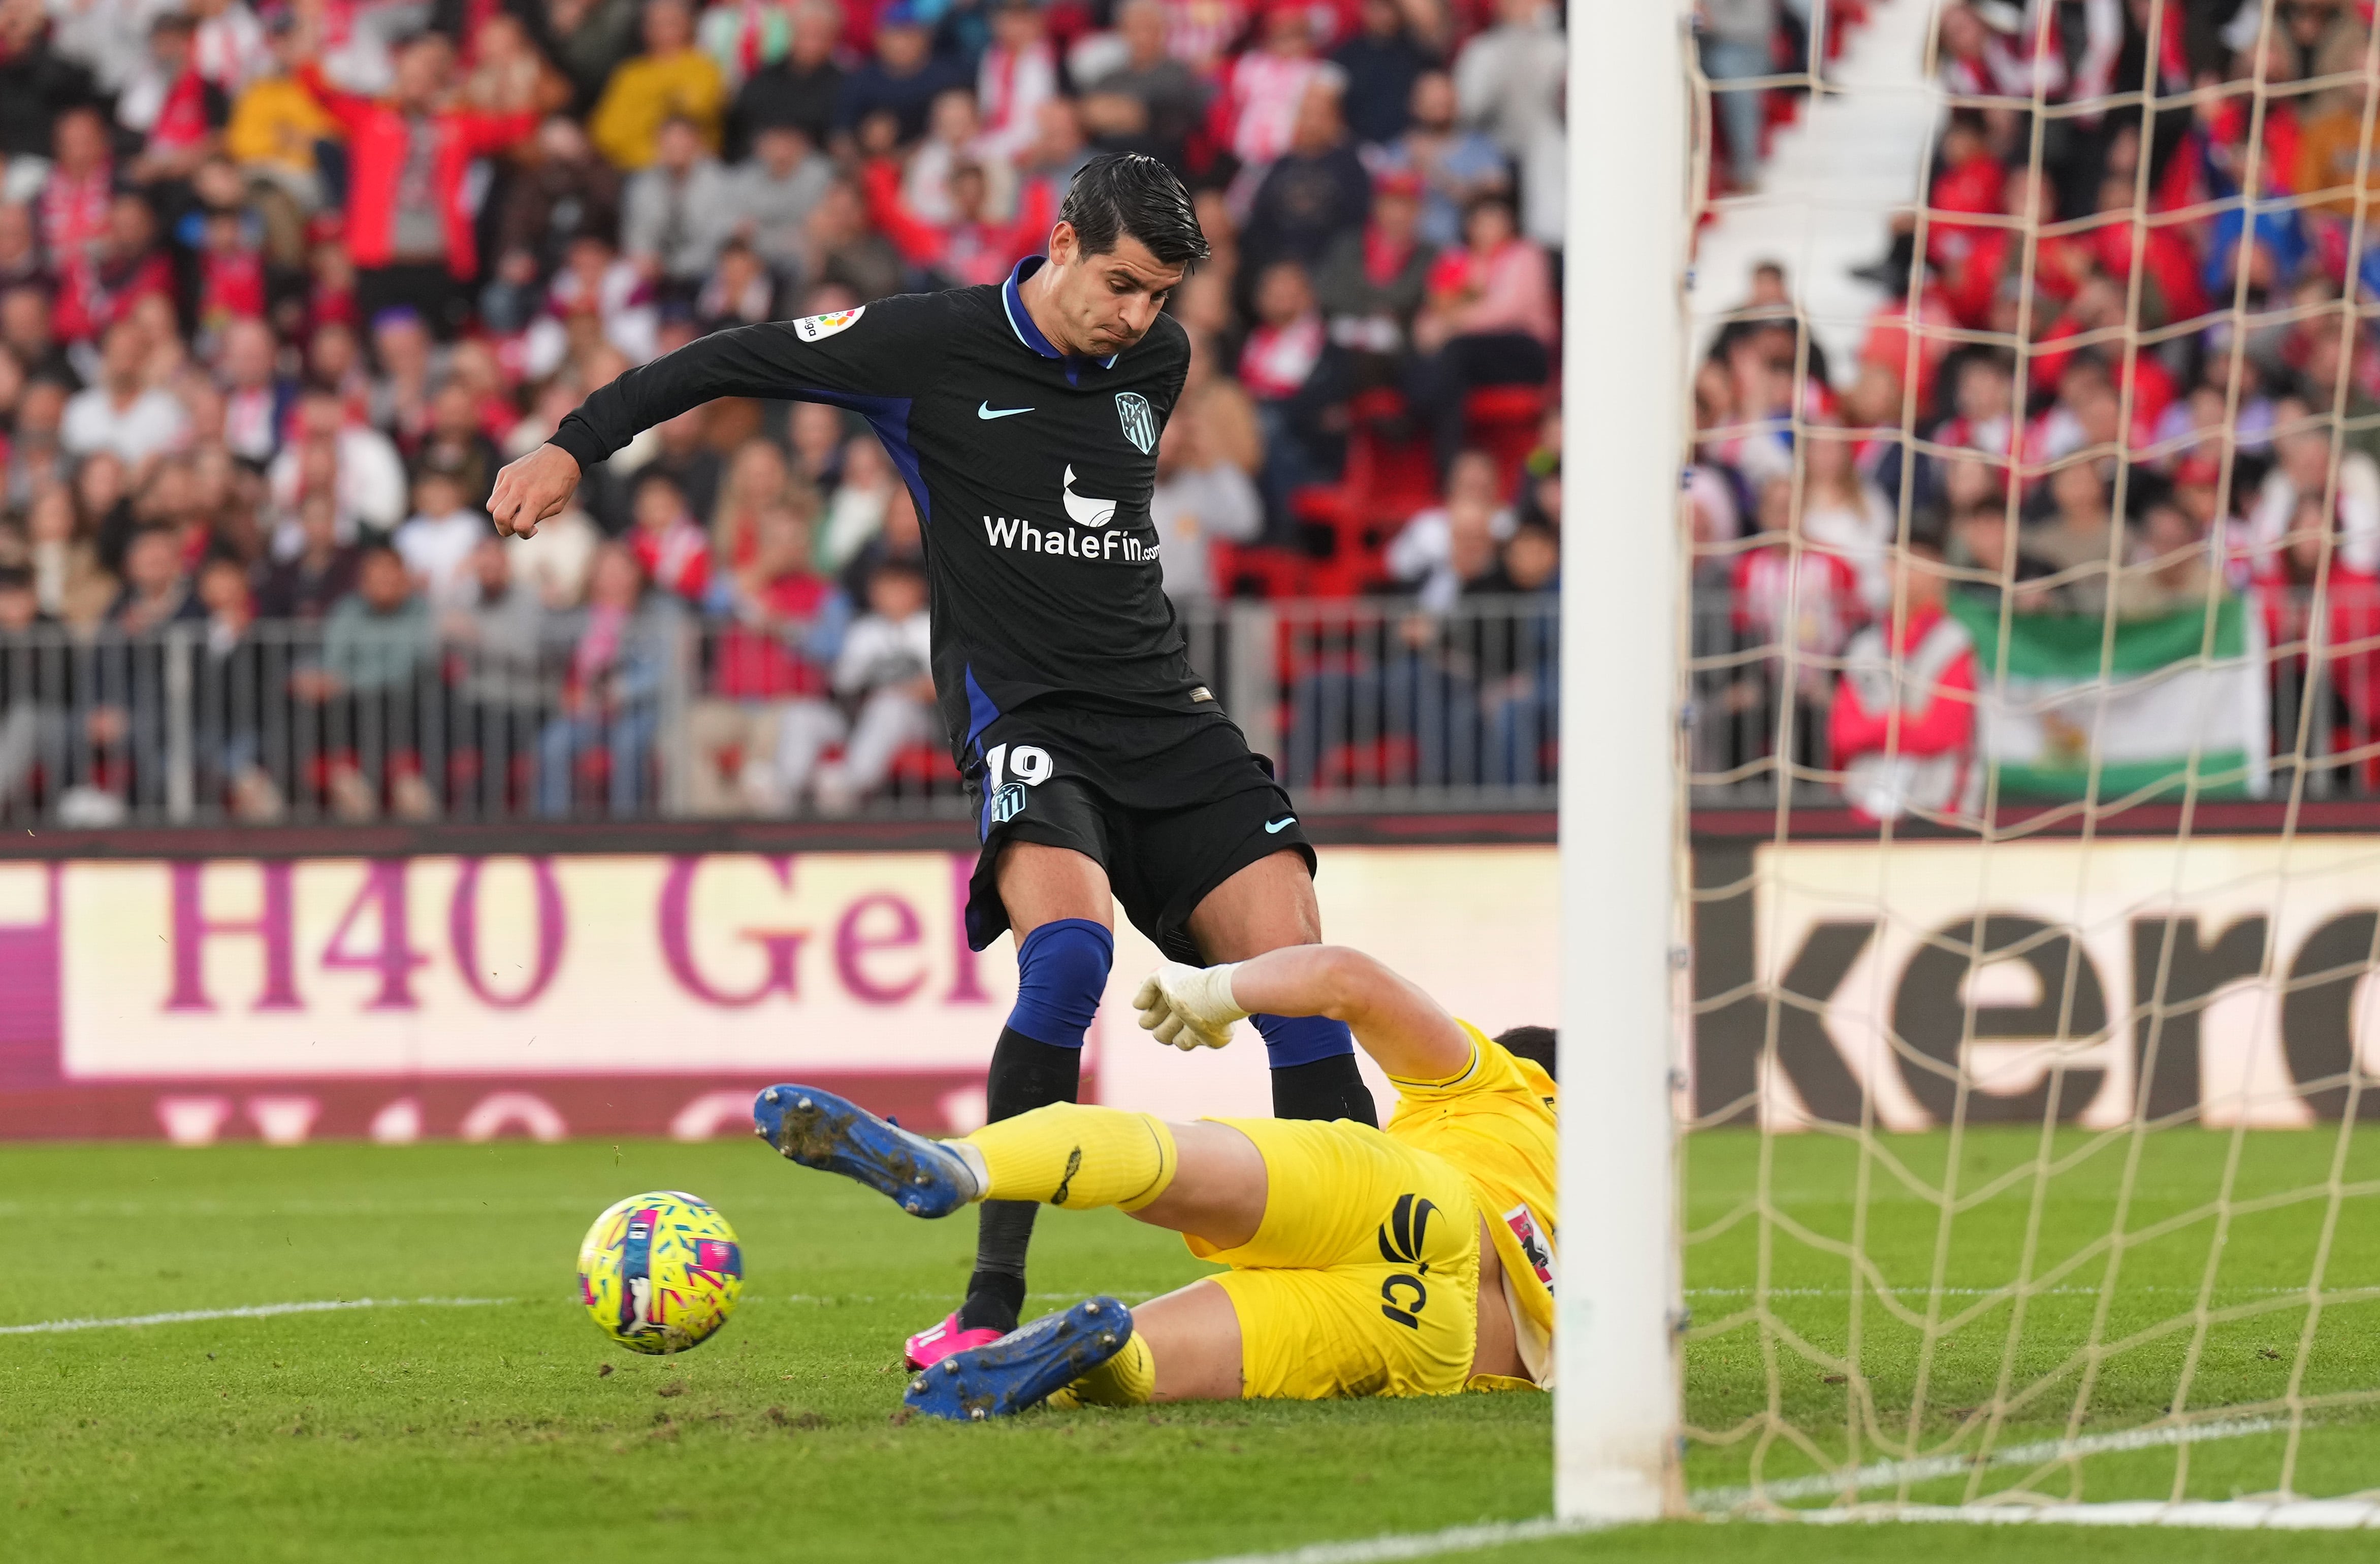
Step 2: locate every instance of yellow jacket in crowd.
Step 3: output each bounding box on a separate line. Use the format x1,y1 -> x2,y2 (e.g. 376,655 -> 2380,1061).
588,48 -> 726,170
227,73 -> 343,179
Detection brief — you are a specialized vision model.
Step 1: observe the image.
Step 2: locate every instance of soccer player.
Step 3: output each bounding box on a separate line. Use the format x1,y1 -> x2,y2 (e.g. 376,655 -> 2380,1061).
750,944 -> 1556,1417
486,154 -> 1380,1368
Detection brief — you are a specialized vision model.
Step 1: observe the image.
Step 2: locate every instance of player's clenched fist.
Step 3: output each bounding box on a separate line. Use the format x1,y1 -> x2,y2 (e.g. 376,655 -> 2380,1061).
1132,961 -> 1248,1051
486,444 -> 584,539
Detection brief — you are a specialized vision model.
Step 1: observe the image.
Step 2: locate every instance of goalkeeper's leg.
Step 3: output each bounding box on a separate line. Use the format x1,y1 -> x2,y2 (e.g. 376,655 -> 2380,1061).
758,1088 -> 1480,1413
950,1110 -> 1483,1409
756,1088 -> 1265,1244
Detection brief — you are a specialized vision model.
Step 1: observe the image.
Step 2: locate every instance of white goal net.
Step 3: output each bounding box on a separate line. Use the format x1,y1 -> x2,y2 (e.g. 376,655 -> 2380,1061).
1566,0 -> 2380,1527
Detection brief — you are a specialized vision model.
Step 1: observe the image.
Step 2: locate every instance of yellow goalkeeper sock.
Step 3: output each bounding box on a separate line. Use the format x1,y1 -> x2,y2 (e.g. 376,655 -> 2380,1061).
1046,1330 -> 1156,1409
963,1103 -> 1178,1213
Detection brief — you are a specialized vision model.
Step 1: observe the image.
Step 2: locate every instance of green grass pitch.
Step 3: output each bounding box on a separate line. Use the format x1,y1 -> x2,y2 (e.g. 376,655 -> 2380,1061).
3,1127 -> 2375,1562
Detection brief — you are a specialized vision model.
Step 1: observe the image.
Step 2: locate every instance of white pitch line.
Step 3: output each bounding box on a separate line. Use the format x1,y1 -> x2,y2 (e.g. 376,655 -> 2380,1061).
1682,1285 -> 2371,1298
1782,1500 -> 2380,1530
1181,1418 -> 2337,1564
1691,1415 -> 2283,1509
1176,1488 -> 2380,1564
0,1296 -> 513,1335
1181,1516 -> 1605,1564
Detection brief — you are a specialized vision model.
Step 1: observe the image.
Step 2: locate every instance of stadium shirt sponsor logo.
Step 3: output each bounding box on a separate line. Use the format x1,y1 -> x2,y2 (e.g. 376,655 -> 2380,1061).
1115,392 -> 1156,454
1502,1203 -> 1555,1291
1061,465 -> 1117,527
982,468 -> 1156,561
792,306 -> 865,342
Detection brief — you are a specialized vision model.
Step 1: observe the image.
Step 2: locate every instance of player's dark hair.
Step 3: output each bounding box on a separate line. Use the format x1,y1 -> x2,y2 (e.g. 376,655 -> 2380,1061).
1060,153 -> 1210,268
1495,1025 -> 1556,1081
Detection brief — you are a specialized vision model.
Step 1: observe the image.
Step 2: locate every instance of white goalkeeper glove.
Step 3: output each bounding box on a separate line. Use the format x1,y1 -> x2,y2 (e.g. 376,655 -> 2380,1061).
1132,961 -> 1247,1051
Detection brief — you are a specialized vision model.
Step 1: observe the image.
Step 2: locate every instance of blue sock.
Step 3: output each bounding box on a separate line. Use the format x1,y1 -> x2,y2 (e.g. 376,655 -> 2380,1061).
1252,1013 -> 1357,1069
1006,918 -> 1114,1049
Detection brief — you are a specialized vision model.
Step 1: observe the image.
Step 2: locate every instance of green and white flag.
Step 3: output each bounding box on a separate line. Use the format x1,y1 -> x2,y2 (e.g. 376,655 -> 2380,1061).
1945,594 -> 2270,800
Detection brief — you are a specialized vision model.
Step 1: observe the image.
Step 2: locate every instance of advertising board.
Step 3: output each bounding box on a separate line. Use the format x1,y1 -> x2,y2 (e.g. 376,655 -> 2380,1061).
1691,836 -> 2380,1129
0,846 -> 1559,1141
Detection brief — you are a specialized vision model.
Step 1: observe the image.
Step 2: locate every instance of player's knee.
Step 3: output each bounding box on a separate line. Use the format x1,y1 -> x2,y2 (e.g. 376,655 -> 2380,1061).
1007,917 -> 1114,1049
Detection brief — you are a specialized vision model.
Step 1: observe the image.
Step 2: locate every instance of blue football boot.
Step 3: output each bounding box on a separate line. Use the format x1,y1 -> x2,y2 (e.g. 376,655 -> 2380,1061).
903,1296 -> 1135,1421
751,1085 -> 976,1218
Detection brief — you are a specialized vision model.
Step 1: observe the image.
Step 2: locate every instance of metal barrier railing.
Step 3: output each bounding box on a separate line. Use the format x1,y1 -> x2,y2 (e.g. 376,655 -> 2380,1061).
1217,596 -> 1561,811
0,598 -> 1565,826
23,587 -> 2380,825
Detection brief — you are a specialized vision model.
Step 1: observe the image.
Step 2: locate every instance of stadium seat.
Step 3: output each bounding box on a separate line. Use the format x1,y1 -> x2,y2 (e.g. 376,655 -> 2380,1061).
1211,541 -> 1311,599
1317,736 -> 1420,791
887,742 -> 961,796
1463,385 -> 1550,496
1290,485 -> 1385,598
1304,480 -> 1390,597
1346,388 -> 1441,528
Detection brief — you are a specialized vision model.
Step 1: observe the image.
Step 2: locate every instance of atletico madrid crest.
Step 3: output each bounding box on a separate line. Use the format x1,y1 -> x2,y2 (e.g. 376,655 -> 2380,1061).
1115,392 -> 1155,454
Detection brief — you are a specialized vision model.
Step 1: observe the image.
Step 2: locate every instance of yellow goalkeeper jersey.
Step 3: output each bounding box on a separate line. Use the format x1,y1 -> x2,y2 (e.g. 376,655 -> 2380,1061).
1382,1021 -> 1558,1385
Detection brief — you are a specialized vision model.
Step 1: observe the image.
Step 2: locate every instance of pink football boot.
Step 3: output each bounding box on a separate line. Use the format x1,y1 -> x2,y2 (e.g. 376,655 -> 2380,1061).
905,1311 -> 1004,1370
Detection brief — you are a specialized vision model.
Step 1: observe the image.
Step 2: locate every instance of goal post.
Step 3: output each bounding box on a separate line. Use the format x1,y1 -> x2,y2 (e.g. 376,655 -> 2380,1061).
1556,0 -> 1692,1524
1628,0 -> 2380,1529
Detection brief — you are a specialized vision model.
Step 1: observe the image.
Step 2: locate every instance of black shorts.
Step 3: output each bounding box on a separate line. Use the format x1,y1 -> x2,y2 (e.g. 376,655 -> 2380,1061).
961,701 -> 1315,960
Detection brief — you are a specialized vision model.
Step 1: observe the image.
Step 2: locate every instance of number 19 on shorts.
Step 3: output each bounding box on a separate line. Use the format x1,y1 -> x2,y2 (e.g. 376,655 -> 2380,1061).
985,742 -> 1052,825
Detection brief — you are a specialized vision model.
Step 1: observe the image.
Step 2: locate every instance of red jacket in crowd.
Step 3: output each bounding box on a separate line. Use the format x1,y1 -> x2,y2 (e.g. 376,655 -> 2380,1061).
297,63 -> 535,278
714,572 -> 835,700
55,249 -> 177,344
1830,600 -> 1978,822
859,158 -> 1053,289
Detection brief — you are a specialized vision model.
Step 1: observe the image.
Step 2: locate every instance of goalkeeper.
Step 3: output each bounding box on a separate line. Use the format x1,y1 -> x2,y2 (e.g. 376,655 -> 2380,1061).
751,946 -> 1556,1419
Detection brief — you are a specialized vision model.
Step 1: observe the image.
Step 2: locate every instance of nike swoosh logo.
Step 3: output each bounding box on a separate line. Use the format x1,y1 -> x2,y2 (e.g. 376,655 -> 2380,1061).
1265,817 -> 1297,833
977,403 -> 1034,419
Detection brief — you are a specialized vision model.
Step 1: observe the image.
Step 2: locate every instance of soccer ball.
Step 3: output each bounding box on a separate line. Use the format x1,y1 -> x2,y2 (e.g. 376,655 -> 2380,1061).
577,1191 -> 744,1354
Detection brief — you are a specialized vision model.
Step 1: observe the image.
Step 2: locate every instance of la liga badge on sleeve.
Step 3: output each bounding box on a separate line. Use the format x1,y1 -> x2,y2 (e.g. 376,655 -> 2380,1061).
793,307 -> 866,342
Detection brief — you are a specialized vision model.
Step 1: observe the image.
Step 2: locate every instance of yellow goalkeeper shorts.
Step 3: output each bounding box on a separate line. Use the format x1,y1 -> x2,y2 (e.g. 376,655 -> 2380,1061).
1188,1116 -> 1482,1402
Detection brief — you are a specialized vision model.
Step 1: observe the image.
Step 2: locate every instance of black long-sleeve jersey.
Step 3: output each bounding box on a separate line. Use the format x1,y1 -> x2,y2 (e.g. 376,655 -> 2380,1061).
549,258 -> 1200,759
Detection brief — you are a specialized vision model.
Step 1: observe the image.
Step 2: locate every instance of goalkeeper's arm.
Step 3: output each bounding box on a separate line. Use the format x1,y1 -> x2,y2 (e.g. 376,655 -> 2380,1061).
1133,946 -> 1472,1082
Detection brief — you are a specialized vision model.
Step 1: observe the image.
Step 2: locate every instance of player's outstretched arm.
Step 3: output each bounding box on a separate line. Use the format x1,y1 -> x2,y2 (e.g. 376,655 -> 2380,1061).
493,313 -> 907,538
1134,947 -> 1472,1083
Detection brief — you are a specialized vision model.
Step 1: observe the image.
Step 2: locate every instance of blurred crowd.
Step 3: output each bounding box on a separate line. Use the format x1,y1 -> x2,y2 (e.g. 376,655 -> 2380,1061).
1692,0 -> 2380,813
0,0 -> 1570,821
